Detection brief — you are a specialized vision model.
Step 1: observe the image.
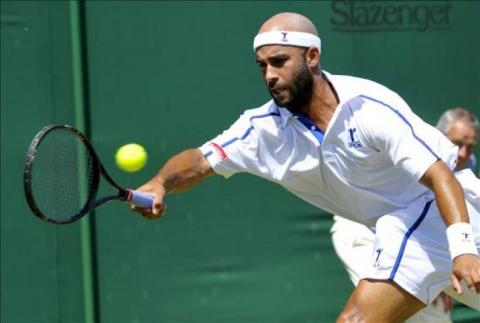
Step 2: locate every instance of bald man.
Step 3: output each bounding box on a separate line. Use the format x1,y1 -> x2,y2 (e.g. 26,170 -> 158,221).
132,13 -> 480,322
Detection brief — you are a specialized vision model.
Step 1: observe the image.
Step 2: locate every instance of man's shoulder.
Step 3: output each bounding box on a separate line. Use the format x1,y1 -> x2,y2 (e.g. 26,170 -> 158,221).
327,71 -> 403,104
327,73 -> 416,135
236,100 -> 286,127
241,100 -> 280,118
224,100 -> 283,135
330,74 -> 411,118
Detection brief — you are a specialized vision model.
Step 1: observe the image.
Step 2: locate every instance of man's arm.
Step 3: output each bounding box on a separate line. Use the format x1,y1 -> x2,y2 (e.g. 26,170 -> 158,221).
131,148 -> 214,218
420,160 -> 469,225
420,160 -> 480,293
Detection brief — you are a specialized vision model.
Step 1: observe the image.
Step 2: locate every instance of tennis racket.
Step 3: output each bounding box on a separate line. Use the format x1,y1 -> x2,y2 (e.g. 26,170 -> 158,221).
23,124 -> 154,224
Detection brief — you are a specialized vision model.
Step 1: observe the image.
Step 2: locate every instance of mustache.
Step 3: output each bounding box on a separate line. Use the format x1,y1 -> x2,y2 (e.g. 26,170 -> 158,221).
270,88 -> 285,94
268,84 -> 288,94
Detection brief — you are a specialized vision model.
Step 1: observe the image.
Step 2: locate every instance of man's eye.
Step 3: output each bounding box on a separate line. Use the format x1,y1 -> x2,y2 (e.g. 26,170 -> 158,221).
271,58 -> 286,67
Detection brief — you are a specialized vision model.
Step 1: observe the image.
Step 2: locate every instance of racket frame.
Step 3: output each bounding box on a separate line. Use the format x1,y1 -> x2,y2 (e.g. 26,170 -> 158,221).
23,124 -> 130,224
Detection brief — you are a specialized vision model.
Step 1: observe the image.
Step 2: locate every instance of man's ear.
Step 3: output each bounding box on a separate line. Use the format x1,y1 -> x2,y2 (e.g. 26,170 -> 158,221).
306,47 -> 320,68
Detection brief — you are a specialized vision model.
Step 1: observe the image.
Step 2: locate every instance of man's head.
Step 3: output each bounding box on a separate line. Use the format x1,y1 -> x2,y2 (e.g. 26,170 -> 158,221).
436,108 -> 479,170
254,13 -> 321,111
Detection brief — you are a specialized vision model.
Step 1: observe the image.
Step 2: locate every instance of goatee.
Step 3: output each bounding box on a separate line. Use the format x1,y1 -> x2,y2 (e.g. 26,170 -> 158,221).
270,62 -> 314,112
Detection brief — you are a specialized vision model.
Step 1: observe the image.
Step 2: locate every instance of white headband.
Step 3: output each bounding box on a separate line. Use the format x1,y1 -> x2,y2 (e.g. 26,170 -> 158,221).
253,31 -> 321,53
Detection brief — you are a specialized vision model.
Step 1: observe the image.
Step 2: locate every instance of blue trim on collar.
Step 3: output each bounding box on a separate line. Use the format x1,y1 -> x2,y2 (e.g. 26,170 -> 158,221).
292,112 -> 324,144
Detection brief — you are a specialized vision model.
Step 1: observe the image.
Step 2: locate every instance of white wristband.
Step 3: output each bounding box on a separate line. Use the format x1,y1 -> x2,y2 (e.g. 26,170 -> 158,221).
446,223 -> 479,260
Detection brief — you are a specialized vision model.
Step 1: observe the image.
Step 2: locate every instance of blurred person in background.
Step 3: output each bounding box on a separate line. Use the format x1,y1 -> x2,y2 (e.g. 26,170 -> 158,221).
331,107 -> 479,323
436,108 -> 478,171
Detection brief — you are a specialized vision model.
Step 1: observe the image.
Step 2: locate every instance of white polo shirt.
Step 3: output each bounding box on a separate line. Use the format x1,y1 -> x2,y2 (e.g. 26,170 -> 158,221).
199,72 -> 458,225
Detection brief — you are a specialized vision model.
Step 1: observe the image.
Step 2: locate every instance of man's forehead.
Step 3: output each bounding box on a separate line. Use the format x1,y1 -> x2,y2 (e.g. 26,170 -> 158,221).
450,120 -> 478,134
449,121 -> 478,143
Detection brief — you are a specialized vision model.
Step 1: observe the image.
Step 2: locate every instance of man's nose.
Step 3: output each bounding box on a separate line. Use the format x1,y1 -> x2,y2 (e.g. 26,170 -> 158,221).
265,66 -> 278,87
457,146 -> 469,160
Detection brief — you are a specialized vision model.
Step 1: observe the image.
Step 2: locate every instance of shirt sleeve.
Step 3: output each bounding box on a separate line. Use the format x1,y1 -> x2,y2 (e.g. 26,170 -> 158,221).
199,112 -> 267,179
357,98 -> 441,181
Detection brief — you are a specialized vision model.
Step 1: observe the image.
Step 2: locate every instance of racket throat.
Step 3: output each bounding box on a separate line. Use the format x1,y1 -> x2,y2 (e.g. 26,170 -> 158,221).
89,190 -> 128,209
119,189 -> 130,202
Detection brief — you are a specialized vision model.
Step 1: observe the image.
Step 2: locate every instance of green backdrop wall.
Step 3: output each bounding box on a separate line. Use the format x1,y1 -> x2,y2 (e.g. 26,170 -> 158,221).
1,1 -> 479,323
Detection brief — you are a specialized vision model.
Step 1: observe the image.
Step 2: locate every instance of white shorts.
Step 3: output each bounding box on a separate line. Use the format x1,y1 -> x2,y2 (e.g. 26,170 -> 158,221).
330,215 -> 376,286
371,184 -> 480,309
331,216 -> 453,322
332,169 -> 480,310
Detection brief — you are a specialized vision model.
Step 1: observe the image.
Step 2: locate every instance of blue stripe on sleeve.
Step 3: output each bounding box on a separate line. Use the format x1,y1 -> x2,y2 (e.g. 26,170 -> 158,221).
359,95 -> 441,160
250,112 -> 281,121
240,126 -> 254,141
202,111 -> 281,158
222,112 -> 281,148
221,137 -> 240,149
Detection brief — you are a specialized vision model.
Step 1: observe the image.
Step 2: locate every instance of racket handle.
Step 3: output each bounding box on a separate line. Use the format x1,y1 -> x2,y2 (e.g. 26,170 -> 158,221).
127,190 -> 155,208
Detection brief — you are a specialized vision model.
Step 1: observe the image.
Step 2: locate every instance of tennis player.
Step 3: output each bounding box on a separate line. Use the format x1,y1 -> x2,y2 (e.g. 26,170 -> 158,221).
132,12 -> 480,322
331,108 -> 479,323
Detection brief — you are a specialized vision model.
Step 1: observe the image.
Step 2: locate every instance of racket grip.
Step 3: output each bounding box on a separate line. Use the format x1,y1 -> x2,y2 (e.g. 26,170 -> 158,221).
127,190 -> 155,208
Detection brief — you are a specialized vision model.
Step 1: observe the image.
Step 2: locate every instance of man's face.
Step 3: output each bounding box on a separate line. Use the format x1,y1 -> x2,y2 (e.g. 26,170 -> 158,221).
446,120 -> 478,169
255,45 -> 314,112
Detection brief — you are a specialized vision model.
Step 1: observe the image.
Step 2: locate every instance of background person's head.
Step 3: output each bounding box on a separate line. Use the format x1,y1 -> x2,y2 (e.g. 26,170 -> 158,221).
436,108 -> 479,170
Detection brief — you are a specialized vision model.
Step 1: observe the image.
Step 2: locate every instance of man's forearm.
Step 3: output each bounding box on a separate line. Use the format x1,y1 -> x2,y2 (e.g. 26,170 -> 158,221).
420,160 -> 469,225
156,148 -> 214,193
420,160 -> 478,261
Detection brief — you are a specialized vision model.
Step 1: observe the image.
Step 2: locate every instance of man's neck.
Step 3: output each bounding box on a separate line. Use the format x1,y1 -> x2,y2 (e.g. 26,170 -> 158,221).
299,73 -> 339,132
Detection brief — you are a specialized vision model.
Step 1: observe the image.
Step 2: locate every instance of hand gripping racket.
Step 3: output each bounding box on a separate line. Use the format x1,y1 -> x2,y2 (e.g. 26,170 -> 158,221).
23,124 -> 154,224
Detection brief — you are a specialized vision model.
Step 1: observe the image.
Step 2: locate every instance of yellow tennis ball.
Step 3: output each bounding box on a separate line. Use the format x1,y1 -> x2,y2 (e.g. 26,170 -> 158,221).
115,143 -> 147,172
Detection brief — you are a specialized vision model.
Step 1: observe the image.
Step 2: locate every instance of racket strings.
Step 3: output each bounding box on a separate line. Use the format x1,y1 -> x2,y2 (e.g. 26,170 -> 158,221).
30,129 -> 96,222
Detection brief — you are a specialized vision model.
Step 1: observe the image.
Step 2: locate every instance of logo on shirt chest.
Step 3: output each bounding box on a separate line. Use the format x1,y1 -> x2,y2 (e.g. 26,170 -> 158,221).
348,128 -> 362,148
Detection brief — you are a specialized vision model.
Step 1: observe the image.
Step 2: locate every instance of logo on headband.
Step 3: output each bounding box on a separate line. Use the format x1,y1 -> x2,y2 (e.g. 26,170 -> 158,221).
281,32 -> 288,42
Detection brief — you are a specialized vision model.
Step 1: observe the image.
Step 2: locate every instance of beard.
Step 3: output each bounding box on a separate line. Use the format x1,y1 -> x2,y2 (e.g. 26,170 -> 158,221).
268,61 -> 314,112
